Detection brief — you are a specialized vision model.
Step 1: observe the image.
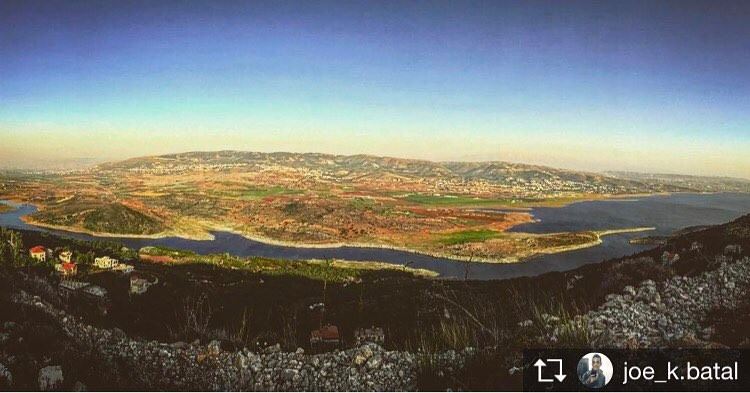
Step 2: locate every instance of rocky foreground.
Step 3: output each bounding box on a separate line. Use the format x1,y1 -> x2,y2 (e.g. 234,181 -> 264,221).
4,253 -> 750,390
6,258 -> 750,391
0,288 -> 472,391
4,252 -> 750,391
548,256 -> 750,348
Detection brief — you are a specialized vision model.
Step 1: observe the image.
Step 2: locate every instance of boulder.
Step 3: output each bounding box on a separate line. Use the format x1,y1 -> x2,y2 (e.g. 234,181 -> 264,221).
38,365 -> 64,391
365,354 -> 383,370
353,345 -> 374,366
170,341 -> 188,349
207,340 -> 222,356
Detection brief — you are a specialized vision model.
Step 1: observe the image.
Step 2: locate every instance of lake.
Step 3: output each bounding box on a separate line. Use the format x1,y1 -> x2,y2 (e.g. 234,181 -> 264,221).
1,193 -> 749,280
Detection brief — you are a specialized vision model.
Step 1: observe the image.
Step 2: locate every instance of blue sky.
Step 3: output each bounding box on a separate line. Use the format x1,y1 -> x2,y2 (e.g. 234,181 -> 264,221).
1,0 -> 749,177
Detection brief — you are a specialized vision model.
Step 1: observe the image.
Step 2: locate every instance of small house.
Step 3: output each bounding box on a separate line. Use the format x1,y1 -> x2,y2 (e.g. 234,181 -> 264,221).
354,326 -> 385,346
310,324 -> 340,346
55,262 -> 78,276
59,250 -> 73,263
94,256 -> 118,269
725,244 -> 743,255
130,275 -> 151,295
29,246 -> 47,262
661,251 -> 679,265
690,241 -> 703,251
62,262 -> 77,276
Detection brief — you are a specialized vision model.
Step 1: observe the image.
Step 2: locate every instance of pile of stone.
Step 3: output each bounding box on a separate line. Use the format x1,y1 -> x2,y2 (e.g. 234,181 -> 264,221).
0,361 -> 11,390
9,290 -> 472,391
560,256 -> 750,348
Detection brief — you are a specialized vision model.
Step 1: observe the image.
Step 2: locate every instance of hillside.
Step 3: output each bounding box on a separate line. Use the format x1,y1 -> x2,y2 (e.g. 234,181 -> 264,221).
96,151 -> 750,193
96,151 -> 677,194
1,213 -> 749,390
1,151 -> 746,262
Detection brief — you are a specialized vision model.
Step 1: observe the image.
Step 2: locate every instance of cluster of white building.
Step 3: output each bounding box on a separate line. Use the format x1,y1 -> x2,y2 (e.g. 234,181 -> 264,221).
29,246 -> 157,296
29,246 -> 134,277
94,255 -> 134,273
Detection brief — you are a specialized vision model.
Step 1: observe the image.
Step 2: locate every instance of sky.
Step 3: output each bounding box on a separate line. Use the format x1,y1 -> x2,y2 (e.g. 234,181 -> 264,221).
1,0 -> 749,177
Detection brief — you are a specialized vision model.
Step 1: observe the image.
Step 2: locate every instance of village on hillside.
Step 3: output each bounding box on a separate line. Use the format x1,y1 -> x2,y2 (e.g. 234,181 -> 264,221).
26,245 -> 156,315
21,239 -> 388,351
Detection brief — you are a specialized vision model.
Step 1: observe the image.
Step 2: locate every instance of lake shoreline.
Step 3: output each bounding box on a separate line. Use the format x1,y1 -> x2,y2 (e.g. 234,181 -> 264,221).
12,201 -> 656,265
3,193 -> 749,280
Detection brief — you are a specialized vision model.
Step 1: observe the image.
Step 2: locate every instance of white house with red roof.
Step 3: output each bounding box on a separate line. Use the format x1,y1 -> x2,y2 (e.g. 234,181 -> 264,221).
54,262 -> 78,276
29,246 -> 47,262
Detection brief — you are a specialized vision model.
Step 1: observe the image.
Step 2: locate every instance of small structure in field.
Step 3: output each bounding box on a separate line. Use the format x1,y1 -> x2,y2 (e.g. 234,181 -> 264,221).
661,251 -> 680,265
94,256 -> 119,269
113,263 -> 135,274
81,284 -> 108,300
354,326 -> 385,346
130,274 -> 152,295
29,246 -> 47,262
58,280 -> 90,300
690,241 -> 703,251
58,280 -> 110,315
59,250 -> 73,263
310,324 -> 340,347
725,244 -> 743,255
714,255 -> 733,266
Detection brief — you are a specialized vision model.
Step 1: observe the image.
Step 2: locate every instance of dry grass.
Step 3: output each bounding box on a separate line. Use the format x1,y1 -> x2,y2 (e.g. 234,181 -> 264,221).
169,293 -> 213,342
408,284 -> 507,353
519,292 -> 599,349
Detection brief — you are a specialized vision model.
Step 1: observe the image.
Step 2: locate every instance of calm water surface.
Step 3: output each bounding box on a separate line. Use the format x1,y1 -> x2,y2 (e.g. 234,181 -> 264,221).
1,193 -> 748,280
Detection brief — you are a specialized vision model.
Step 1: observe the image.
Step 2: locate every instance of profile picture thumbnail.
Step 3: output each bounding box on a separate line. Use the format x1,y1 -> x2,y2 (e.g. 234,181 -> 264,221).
577,352 -> 613,389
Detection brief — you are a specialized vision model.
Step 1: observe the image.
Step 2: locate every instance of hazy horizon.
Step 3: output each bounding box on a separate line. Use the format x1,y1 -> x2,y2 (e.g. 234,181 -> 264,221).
2,1 -> 750,177
2,148 -> 750,182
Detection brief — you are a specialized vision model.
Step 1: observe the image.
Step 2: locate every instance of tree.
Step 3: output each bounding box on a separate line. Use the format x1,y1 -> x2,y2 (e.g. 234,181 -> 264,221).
0,241 -> 10,268
320,258 -> 334,326
78,251 -> 96,265
7,230 -> 24,267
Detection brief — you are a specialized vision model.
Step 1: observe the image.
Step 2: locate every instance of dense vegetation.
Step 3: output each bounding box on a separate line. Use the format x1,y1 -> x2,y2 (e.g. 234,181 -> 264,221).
31,199 -> 165,235
81,203 -> 165,234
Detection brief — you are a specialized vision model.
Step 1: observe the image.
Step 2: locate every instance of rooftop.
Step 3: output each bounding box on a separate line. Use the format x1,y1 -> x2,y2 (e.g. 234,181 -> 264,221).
30,245 -> 46,253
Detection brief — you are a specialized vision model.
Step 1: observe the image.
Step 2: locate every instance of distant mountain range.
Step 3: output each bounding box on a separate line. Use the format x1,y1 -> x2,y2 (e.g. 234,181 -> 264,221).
95,150 -> 750,193
605,171 -> 750,193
